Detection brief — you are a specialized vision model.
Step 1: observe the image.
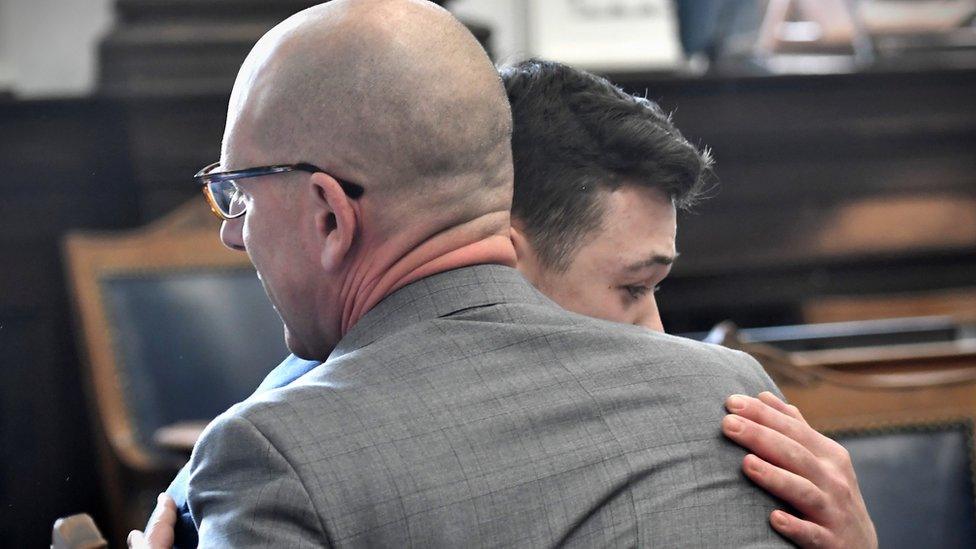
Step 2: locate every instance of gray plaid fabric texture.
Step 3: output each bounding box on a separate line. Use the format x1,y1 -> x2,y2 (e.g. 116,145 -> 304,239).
187,265 -> 790,547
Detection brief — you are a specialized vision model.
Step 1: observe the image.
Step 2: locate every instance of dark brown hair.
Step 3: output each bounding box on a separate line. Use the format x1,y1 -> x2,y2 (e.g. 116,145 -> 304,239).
500,58 -> 713,271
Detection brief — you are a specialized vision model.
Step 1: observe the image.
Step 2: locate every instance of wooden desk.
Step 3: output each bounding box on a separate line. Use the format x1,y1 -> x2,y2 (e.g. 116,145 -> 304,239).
709,317 -> 976,431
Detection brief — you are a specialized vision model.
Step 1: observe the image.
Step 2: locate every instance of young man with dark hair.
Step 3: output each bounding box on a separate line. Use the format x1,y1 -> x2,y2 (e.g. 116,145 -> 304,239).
505,58 -> 708,332
503,58 -> 876,549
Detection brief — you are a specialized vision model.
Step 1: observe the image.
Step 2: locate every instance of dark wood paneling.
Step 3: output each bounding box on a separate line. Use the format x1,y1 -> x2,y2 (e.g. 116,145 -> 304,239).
98,0 -> 479,98
607,68 -> 976,333
97,0 -> 487,222
117,95 -> 229,219
0,98 -> 139,547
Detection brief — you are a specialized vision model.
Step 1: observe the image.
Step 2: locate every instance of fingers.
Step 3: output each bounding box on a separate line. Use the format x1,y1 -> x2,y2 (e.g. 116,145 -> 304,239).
726,394 -> 878,548
742,453 -> 828,518
728,394 -> 858,482
144,493 -> 177,548
148,492 -> 177,514
769,509 -> 834,549
757,391 -> 806,423
722,415 -> 825,485
726,394 -> 824,454
127,530 -> 147,549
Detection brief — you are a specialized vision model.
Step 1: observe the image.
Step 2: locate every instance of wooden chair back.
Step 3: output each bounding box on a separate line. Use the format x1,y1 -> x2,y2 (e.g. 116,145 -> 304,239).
62,199 -> 287,542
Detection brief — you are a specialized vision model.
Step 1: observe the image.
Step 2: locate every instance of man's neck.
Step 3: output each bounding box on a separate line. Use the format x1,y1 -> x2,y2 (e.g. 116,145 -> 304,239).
337,217 -> 517,336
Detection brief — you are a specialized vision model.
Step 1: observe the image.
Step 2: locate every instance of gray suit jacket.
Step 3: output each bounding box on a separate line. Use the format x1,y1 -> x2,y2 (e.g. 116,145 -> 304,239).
187,265 -> 790,547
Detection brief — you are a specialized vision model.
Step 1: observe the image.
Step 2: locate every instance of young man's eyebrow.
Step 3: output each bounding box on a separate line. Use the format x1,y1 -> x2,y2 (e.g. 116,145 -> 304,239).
625,252 -> 679,271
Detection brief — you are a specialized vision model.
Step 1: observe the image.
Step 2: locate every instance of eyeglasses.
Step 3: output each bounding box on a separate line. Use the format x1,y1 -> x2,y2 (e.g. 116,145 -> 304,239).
194,161 -> 365,220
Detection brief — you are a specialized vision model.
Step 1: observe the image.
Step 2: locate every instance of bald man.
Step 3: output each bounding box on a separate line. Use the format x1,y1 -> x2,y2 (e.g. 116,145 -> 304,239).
148,1 -> 792,546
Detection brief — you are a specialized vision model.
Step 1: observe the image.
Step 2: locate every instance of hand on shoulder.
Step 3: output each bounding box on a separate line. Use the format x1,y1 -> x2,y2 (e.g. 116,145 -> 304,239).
722,391 -> 877,549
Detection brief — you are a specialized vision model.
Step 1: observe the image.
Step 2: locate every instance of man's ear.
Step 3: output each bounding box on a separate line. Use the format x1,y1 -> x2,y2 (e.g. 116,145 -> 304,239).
308,172 -> 358,273
509,218 -> 542,283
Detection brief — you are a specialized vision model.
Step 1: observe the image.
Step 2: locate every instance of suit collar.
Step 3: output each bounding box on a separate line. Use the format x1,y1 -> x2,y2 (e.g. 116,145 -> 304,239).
327,264 -> 551,360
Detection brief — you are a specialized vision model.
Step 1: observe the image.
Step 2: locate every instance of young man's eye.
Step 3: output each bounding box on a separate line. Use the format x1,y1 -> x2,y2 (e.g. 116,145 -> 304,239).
624,285 -> 649,299
623,284 -> 662,300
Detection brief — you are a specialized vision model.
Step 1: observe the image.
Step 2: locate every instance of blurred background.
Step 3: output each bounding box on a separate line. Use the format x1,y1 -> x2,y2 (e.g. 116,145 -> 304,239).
2,0 -> 975,546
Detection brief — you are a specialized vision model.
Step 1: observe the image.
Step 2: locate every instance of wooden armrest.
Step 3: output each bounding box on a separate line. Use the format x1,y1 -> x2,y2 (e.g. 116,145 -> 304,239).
153,420 -> 210,453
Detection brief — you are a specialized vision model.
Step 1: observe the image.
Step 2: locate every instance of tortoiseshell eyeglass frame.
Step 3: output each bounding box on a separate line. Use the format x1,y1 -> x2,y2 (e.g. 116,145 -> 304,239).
193,161 -> 365,220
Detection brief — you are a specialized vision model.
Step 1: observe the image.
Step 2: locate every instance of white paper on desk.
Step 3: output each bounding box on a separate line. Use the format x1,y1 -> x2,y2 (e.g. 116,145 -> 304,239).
527,0 -> 683,71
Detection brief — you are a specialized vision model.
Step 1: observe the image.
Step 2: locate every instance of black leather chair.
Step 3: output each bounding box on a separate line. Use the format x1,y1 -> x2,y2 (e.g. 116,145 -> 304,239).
64,200 -> 287,543
838,422 -> 976,548
101,269 -> 286,454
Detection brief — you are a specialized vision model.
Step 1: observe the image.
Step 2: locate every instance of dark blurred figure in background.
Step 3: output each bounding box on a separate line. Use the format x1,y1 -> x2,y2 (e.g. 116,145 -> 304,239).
674,0 -> 763,64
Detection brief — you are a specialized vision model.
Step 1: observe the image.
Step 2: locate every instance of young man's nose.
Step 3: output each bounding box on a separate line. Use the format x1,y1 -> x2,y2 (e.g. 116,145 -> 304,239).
636,297 -> 665,333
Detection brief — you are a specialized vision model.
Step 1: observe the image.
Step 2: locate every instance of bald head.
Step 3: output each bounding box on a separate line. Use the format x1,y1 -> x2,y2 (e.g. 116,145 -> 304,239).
224,0 -> 513,227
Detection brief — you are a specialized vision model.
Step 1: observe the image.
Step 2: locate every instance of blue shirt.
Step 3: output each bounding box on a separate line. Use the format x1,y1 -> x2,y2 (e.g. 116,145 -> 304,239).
167,354 -> 321,548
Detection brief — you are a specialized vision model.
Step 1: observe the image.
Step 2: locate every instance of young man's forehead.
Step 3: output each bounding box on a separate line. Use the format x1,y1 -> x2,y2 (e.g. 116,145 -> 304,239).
624,251 -> 679,272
